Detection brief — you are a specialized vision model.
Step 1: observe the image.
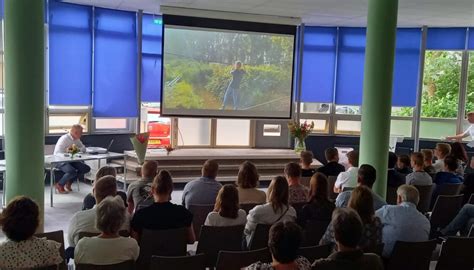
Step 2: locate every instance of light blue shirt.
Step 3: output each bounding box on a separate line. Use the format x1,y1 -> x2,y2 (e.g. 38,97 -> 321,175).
335,188 -> 387,211
375,202 -> 430,257
182,176 -> 222,208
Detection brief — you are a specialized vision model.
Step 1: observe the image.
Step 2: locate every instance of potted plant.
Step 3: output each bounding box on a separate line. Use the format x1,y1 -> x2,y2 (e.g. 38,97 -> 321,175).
288,120 -> 314,153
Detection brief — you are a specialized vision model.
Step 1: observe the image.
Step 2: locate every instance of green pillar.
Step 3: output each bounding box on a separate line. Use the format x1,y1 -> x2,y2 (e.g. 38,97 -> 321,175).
359,0 -> 398,198
4,0 -> 45,223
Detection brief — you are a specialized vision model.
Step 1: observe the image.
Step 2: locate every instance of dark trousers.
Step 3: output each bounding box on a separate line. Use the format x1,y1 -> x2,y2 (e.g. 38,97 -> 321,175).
57,162 -> 91,186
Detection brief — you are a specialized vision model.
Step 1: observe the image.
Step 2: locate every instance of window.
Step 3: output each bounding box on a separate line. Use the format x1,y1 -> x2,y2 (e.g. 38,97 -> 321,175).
140,103 -> 171,148
465,52 -> 474,132
177,118 -> 211,146
49,114 -> 88,134
419,51 -> 462,139
335,120 -> 361,135
94,119 -> 128,130
300,102 -> 331,114
216,119 -> 250,146
335,105 -> 361,115
300,119 -> 328,134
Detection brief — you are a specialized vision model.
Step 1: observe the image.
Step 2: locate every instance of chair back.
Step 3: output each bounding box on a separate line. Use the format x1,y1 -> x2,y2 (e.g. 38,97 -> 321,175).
297,244 -> 331,262
430,195 -> 464,231
137,227 -> 187,269
386,240 -> 437,270
327,176 -> 338,201
291,202 -> 306,214
468,193 -> 474,205
301,220 -> 330,247
75,260 -> 135,270
150,254 -> 206,270
386,186 -> 398,205
216,248 -> 272,270
196,225 -> 245,267
469,225 -> 474,238
240,203 -> 260,214
248,224 -> 272,250
188,204 -> 215,240
301,177 -> 311,188
437,183 -> 463,196
34,230 -> 67,270
415,185 -> 434,213
436,237 -> 474,270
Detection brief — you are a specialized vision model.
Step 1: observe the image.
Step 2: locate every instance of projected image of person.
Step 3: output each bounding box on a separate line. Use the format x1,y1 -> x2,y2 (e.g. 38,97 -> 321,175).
221,61 -> 246,110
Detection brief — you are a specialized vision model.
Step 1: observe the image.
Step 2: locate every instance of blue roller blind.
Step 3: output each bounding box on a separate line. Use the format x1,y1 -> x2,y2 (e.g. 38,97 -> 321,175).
335,28 -> 366,105
301,27 -> 337,103
49,2 -> 92,105
392,28 -> 421,107
141,14 -> 162,102
93,8 -> 137,117
468,28 -> 474,50
427,28 -> 467,50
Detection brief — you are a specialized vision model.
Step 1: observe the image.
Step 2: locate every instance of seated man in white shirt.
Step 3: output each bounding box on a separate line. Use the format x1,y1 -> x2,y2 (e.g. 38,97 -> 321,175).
334,150 -> 359,193
53,125 -> 91,194
66,176 -> 130,260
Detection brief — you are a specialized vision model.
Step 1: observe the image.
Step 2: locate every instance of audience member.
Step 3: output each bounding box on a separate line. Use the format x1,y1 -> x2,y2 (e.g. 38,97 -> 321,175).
131,170 -> 195,243
334,151 -> 358,193
396,154 -> 412,175
313,208 -> 384,270
300,151 -> 316,177
74,196 -> 139,265
244,176 -> 297,246
205,184 -> 247,227
335,164 -> 387,210
432,155 -> 464,207
406,152 -> 433,186
421,149 -> 436,174
236,161 -> 266,204
440,203 -> 474,236
68,176 -> 130,248
0,196 -> 63,269
126,161 -> 158,214
246,221 -> 311,270
285,162 -> 309,204
297,173 -> 335,228
82,166 -> 128,210
182,159 -> 222,208
433,143 -> 451,172
450,142 -> 468,175
316,147 -> 346,178
375,185 -> 430,257
321,186 -> 383,252
387,152 -> 406,188
53,124 -> 91,193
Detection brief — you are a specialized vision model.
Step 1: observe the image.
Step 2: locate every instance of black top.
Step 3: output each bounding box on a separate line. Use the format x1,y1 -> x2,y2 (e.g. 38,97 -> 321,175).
131,202 -> 193,233
396,167 -> 412,175
316,161 -> 346,177
387,169 -> 406,188
313,250 -> 383,270
229,69 -> 246,89
297,198 -> 335,228
302,168 -> 317,177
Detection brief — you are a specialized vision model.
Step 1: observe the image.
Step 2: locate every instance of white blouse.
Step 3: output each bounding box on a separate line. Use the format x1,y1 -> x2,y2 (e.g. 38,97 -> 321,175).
0,237 -> 63,269
204,209 -> 247,227
74,236 -> 139,265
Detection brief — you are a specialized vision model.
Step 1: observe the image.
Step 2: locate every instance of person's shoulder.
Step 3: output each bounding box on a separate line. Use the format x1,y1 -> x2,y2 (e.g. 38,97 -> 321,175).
360,253 -> 384,268
245,261 -> 272,270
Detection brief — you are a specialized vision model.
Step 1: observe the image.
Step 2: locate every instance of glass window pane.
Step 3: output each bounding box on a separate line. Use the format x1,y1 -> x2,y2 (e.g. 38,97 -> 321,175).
300,119 -> 328,133
49,115 -> 87,134
466,52 -> 474,114
390,119 -> 412,137
300,102 -> 331,114
216,119 -> 250,146
335,120 -> 361,135
420,51 -> 461,139
391,107 -> 413,117
335,105 -> 360,115
95,118 -> 127,129
420,119 -> 457,139
177,118 -> 211,146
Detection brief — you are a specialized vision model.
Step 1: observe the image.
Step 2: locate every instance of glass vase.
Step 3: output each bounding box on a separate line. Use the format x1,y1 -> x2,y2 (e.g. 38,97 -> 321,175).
294,137 -> 306,153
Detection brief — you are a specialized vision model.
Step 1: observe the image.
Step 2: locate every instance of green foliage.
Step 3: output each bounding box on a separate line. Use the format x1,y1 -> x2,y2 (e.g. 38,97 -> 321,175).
164,82 -> 203,109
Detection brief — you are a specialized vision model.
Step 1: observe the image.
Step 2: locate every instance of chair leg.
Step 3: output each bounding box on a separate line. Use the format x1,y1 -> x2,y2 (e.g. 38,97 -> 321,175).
77,178 -> 80,191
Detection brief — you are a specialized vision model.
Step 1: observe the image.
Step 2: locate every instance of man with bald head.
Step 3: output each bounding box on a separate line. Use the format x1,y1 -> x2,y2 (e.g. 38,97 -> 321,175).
54,125 -> 91,193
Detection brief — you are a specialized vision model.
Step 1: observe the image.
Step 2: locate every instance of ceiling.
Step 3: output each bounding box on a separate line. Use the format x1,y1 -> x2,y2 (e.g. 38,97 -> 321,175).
65,0 -> 474,27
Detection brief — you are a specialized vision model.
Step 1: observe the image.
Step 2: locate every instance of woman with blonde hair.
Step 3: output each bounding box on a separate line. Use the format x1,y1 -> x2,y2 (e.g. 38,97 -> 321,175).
205,184 -> 247,226
236,161 -> 266,204
244,176 -> 296,247
320,186 -> 382,251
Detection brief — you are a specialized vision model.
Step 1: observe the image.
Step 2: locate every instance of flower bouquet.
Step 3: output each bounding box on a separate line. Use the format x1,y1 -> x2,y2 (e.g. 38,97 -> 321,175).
130,132 -> 149,165
67,144 -> 80,158
288,120 -> 314,153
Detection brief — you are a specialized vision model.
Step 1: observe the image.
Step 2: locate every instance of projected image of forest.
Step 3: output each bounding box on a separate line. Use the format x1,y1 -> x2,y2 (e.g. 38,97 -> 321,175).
162,27 -> 294,117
